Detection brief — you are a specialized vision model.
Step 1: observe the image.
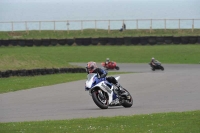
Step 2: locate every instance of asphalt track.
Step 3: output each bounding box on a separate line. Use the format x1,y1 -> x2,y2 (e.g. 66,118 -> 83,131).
0,63 -> 200,122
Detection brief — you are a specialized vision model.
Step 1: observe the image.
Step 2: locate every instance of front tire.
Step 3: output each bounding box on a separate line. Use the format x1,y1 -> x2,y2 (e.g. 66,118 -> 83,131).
121,89 -> 133,108
160,66 -> 164,71
115,66 -> 120,70
92,90 -> 109,109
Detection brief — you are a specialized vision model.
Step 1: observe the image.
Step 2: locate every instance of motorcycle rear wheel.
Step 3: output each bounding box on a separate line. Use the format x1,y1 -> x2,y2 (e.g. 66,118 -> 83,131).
92,90 -> 109,109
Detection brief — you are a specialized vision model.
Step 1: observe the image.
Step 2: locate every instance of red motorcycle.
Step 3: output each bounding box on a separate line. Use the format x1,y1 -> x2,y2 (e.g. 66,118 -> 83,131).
101,61 -> 120,70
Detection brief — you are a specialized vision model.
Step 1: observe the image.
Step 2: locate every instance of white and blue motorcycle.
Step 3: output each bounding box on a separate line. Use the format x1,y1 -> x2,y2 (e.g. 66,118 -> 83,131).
85,73 -> 133,109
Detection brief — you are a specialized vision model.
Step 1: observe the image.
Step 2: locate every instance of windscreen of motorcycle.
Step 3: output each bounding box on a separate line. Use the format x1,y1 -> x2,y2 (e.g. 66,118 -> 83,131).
85,73 -> 97,90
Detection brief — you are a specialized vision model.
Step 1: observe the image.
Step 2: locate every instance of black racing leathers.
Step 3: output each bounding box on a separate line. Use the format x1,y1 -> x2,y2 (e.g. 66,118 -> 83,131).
87,68 -> 107,78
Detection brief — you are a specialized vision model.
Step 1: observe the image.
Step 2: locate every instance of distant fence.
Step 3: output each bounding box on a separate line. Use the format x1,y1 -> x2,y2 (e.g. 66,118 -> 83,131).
0,19 -> 200,32
0,36 -> 200,46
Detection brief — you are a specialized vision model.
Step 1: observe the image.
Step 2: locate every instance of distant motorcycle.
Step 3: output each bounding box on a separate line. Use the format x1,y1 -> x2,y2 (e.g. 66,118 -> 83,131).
149,60 -> 164,71
85,73 -> 133,109
101,61 -> 120,70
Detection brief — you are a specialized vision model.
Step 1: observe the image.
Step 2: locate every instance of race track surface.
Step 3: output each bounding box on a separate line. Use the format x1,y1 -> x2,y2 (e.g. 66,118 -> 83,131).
0,63 -> 200,122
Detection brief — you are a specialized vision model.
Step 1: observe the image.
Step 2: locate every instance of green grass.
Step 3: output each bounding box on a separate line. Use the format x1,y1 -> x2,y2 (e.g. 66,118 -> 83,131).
0,45 -> 200,71
1,30 -> 199,132
0,29 -> 200,39
0,72 -> 129,94
0,110 -> 199,133
0,45 -> 199,92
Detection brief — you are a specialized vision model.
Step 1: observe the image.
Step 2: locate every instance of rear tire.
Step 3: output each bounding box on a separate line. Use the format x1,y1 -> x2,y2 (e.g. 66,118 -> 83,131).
152,67 -> 155,71
92,90 -> 108,109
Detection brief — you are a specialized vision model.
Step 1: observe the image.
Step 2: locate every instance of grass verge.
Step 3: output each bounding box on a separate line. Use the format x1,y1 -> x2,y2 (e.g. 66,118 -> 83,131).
1,29 -> 200,39
0,45 -> 200,71
0,110 -> 199,133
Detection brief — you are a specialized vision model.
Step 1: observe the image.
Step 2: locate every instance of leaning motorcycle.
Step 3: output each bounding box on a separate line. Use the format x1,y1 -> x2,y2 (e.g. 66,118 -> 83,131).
149,60 -> 164,71
101,61 -> 120,70
85,73 -> 133,109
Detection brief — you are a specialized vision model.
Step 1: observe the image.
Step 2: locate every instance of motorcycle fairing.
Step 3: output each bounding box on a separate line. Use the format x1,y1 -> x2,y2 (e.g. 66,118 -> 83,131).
85,73 -> 116,104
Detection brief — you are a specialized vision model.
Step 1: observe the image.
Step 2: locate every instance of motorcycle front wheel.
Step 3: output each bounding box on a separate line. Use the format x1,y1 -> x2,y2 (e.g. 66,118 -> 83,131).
92,90 -> 109,109
161,66 -> 164,71
121,89 -> 133,108
115,66 -> 120,70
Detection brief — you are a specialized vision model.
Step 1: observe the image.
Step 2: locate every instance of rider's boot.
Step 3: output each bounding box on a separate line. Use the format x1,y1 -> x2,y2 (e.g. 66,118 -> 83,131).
114,83 -> 127,96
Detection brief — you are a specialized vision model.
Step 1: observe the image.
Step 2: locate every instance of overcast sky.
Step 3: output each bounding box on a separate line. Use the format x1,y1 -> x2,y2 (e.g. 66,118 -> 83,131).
0,0 -> 199,21
1,0 -> 199,2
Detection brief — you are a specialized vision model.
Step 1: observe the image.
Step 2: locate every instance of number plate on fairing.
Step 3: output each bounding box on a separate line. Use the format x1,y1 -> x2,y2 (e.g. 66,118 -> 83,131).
127,96 -> 131,99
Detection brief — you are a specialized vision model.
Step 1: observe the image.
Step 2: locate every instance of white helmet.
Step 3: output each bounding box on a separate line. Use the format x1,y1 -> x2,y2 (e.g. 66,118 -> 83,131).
152,57 -> 155,60
86,61 -> 97,73
106,58 -> 110,61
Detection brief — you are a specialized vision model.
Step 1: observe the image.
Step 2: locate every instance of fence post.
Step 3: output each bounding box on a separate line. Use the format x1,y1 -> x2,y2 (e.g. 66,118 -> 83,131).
179,19 -> 180,30
25,21 -> 27,31
164,19 -> 166,31
192,19 -> 194,32
95,20 -> 97,31
81,20 -> 83,33
11,22 -> 13,32
136,19 -> 138,30
150,19 -> 152,33
108,20 -> 110,33
25,21 -> 29,34
39,21 -> 41,32
54,21 -> 55,32
67,21 -> 69,34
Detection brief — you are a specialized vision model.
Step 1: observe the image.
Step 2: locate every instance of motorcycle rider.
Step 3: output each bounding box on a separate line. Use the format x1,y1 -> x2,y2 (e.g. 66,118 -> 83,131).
86,61 -> 125,96
105,58 -> 110,66
150,57 -> 156,66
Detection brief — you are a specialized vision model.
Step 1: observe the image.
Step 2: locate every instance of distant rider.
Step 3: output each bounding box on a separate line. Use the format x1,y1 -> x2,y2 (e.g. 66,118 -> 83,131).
150,57 -> 157,66
86,61 -> 125,96
105,58 -> 110,66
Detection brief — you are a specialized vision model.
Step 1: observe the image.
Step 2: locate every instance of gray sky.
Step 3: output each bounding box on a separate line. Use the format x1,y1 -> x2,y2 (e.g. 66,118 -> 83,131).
0,0 -> 199,21
1,0 -> 199,2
